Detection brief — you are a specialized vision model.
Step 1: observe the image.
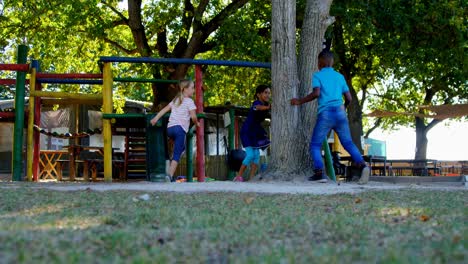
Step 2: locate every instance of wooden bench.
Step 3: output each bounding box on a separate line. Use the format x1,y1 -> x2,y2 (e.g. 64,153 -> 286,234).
85,159 -> 125,181
370,165 -> 394,176
56,160 -> 87,181
56,159 -> 125,181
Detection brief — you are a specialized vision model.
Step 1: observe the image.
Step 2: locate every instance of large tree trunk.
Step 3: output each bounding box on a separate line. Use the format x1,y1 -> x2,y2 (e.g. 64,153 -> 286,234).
269,0 -> 302,180
268,0 -> 333,180
347,97 -> 364,152
414,117 -> 428,160
414,116 -> 442,160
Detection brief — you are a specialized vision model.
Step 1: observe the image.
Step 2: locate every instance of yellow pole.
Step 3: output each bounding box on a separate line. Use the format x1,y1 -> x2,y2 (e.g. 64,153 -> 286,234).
26,68 -> 36,181
102,62 -> 113,182
30,90 -> 102,101
333,131 -> 341,152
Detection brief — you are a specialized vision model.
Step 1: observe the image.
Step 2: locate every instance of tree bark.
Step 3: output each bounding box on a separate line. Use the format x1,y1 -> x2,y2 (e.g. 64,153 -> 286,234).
268,0 -> 333,180
269,0 -> 301,180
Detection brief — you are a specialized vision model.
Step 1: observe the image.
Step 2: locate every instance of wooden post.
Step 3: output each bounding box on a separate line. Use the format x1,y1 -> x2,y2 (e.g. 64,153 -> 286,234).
102,62 -> 113,182
12,45 -> 28,181
195,65 -> 205,182
26,67 -> 36,181
228,107 -> 235,180
33,61 -> 41,181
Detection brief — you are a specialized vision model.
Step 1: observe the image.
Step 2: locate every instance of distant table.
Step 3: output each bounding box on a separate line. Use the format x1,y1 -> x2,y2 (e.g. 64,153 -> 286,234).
340,155 -> 388,176
39,150 -> 68,180
62,145 -> 120,181
386,159 -> 440,176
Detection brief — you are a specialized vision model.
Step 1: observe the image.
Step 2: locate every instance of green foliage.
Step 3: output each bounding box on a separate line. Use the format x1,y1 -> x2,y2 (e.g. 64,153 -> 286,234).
331,0 -> 467,132
0,0 -> 272,108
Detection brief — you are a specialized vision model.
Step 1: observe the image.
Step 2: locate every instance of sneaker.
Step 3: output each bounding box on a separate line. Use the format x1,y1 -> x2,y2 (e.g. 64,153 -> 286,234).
358,166 -> 370,185
308,170 -> 328,183
233,176 -> 244,182
165,175 -> 172,182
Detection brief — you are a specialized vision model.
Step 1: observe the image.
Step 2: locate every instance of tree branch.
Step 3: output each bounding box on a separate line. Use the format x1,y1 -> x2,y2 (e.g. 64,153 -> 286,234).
156,29 -> 169,57
127,0 -> 152,57
103,37 -> 138,54
173,0 -> 194,57
193,0 -> 209,32
100,0 -> 129,25
364,117 -> 382,138
203,0 -> 249,37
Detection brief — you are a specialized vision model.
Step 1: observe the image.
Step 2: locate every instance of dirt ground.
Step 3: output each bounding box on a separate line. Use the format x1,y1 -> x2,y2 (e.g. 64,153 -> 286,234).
1,173 -> 465,194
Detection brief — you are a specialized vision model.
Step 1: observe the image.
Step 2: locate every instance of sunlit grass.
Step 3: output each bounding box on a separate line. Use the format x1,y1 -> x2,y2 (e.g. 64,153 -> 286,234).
0,187 -> 466,263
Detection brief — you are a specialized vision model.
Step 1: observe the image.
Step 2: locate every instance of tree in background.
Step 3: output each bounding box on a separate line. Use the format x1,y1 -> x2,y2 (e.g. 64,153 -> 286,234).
0,0 -> 272,108
329,0 -> 466,160
371,0 -> 466,160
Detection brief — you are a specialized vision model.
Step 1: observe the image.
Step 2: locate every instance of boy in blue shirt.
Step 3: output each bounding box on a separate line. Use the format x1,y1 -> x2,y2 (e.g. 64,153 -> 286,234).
291,51 -> 370,184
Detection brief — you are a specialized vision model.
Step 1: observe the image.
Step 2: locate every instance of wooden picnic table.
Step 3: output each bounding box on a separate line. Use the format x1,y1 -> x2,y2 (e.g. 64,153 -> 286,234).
39,150 -> 68,180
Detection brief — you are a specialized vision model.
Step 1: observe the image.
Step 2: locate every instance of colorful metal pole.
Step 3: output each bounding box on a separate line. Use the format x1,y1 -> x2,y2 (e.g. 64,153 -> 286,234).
322,139 -> 336,182
195,65 -> 205,182
36,73 -> 102,79
332,132 -> 340,152
12,45 -> 28,181
26,66 -> 36,181
0,64 -> 29,71
186,126 -> 195,182
33,61 -> 41,181
228,107 -> 235,180
102,62 -> 113,181
29,90 -> 102,101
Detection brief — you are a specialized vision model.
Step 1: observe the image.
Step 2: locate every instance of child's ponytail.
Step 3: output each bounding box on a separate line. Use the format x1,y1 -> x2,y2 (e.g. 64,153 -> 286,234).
173,79 -> 192,106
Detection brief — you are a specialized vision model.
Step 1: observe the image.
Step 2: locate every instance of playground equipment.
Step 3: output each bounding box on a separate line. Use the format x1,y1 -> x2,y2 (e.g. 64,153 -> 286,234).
98,56 -> 271,182
0,45 -> 29,181
2,46 -> 341,182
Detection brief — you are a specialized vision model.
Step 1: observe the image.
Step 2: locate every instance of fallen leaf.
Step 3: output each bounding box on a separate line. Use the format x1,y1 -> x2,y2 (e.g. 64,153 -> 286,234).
420,215 -> 430,222
355,198 -> 362,203
244,197 -> 255,204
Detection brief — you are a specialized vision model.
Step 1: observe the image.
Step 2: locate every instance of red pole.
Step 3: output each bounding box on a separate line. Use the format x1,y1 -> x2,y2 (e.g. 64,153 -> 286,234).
0,79 -> 30,85
36,73 -> 102,79
195,65 -> 205,182
0,64 -> 29,72
234,117 -> 239,148
0,112 -> 15,118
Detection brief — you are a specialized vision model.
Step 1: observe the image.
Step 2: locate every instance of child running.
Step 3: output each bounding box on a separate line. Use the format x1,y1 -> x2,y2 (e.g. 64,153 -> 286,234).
290,50 -> 370,184
150,79 -> 200,182
233,85 -> 271,182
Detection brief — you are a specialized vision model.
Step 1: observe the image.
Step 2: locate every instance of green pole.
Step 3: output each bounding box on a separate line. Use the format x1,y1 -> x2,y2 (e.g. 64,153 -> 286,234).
12,45 -> 28,181
227,107 -> 235,180
322,139 -> 336,182
186,126 -> 195,182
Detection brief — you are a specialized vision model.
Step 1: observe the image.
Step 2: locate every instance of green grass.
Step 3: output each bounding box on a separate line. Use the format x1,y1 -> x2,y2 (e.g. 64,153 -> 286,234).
0,186 -> 466,263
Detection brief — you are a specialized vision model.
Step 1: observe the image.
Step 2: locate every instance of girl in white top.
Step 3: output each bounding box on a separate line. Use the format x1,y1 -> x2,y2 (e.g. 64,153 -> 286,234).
150,80 -> 200,181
